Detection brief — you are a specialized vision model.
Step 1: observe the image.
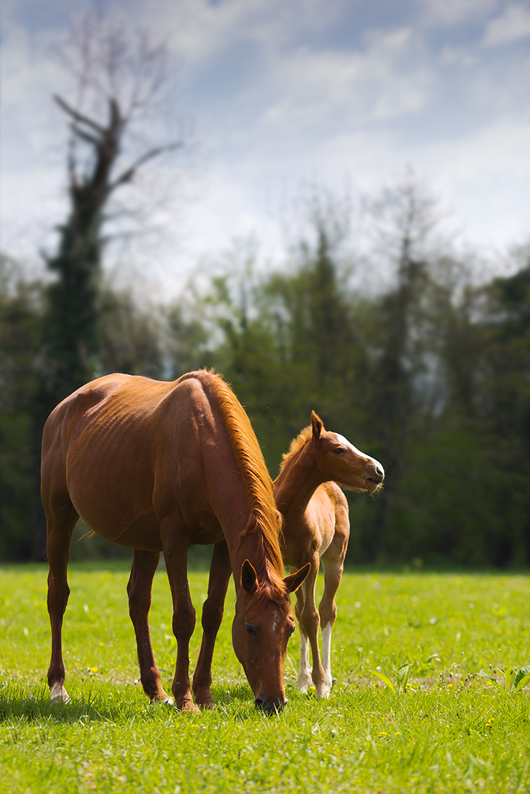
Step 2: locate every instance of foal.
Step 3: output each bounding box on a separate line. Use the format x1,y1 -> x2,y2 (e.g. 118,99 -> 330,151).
274,412 -> 384,697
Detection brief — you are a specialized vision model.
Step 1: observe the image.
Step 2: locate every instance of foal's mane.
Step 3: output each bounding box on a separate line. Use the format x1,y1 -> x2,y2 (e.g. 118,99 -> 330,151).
279,425 -> 313,472
178,371 -> 285,591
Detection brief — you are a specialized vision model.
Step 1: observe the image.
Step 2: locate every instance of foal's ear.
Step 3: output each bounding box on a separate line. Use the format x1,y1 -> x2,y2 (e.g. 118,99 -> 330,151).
311,411 -> 324,439
241,559 -> 258,593
284,562 -> 311,593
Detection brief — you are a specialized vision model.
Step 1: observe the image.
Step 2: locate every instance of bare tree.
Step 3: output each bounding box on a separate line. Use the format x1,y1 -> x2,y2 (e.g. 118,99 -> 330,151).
40,11 -> 189,409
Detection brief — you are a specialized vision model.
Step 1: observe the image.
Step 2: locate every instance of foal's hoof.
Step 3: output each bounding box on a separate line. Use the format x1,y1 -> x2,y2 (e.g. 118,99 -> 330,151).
50,683 -> 71,703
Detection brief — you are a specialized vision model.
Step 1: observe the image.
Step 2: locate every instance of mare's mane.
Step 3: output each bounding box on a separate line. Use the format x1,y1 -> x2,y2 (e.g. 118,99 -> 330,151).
178,371 -> 285,594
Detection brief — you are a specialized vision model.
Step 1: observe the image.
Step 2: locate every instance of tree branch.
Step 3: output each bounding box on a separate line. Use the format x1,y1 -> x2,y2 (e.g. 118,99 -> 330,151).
71,126 -> 102,148
109,142 -> 182,191
54,94 -> 106,135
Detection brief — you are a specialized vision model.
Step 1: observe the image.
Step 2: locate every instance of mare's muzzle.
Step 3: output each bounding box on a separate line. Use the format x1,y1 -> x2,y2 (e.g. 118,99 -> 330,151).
254,694 -> 287,714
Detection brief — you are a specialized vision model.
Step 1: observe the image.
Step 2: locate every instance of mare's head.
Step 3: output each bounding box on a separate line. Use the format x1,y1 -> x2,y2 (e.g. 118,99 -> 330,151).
232,553 -> 309,714
304,412 -> 385,493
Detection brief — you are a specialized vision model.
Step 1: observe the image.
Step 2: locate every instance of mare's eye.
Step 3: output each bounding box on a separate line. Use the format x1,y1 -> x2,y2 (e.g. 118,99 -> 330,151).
333,447 -> 345,455
245,623 -> 257,637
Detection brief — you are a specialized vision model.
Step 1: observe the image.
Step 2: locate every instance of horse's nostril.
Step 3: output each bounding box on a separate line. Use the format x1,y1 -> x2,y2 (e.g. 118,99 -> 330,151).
376,466 -> 384,478
254,696 -> 265,709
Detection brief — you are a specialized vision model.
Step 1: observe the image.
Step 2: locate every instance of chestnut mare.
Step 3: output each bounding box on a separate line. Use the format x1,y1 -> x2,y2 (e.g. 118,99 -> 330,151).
274,412 -> 384,698
41,370 -> 309,713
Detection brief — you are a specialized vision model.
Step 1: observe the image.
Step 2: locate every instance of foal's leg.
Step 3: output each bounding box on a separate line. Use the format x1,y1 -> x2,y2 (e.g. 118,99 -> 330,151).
46,500 -> 78,703
192,540 -> 231,709
294,579 -> 311,692
319,546 -> 346,693
127,549 -> 171,703
295,555 -> 327,697
319,499 -> 349,693
163,531 -> 198,712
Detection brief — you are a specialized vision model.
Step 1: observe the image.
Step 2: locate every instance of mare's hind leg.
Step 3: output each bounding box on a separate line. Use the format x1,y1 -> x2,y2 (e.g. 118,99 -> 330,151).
46,500 -> 78,703
319,500 -> 349,693
193,540 -> 231,709
127,549 -> 171,703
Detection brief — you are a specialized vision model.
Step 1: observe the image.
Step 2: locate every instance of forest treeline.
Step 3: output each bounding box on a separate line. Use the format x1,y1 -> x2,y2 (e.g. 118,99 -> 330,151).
1,178 -> 529,568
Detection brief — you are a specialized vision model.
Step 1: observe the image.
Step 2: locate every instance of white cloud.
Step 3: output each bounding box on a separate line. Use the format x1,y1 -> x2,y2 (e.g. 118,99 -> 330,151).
422,0 -> 498,25
483,4 -> 530,46
2,0 -> 529,296
138,0 -> 346,69
258,26 -> 431,135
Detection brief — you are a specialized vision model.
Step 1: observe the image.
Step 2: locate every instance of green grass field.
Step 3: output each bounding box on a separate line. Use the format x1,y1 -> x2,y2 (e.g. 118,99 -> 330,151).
1,562 -> 529,793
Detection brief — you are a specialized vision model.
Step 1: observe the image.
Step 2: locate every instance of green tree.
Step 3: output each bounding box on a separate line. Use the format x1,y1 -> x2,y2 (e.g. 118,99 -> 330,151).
0,255 -> 44,559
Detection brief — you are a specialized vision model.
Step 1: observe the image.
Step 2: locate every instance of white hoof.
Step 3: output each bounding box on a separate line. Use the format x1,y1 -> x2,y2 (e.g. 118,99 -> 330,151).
50,682 -> 70,703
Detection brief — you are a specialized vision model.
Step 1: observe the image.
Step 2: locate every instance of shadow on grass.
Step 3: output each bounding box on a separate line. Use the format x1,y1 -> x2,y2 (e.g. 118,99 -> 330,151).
0,680 -> 262,724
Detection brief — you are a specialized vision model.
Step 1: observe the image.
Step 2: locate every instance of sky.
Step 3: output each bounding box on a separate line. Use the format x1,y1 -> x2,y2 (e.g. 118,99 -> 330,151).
1,0 -> 530,295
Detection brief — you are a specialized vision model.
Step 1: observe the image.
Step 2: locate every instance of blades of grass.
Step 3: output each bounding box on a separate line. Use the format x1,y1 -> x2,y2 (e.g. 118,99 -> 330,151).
476,670 -> 502,688
396,663 -> 413,693
514,665 -> 530,691
495,667 -> 515,690
515,674 -> 530,692
371,670 -> 396,693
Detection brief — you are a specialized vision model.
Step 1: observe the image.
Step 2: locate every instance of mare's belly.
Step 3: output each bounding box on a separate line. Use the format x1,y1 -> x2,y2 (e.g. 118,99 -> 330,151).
67,450 -> 163,551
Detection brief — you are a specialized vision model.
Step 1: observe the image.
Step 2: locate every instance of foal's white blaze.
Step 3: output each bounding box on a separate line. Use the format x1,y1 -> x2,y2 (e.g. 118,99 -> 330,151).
50,682 -> 70,703
335,433 -> 384,475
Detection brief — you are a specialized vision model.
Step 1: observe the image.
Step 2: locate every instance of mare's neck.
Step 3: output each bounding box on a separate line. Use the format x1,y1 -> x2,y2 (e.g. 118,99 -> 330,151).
274,443 -> 323,520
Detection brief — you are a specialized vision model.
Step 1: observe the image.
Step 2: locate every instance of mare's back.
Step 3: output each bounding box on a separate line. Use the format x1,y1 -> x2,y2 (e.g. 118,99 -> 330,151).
41,375 -> 190,545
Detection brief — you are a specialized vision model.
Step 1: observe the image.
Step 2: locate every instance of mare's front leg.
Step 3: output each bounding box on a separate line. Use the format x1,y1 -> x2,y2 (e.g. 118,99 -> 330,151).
46,500 -> 79,703
163,529 -> 198,712
127,549 -> 171,703
192,540 -> 231,709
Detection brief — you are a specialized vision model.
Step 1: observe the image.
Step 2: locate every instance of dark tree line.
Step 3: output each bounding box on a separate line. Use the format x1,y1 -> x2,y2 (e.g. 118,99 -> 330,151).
2,195 -> 530,565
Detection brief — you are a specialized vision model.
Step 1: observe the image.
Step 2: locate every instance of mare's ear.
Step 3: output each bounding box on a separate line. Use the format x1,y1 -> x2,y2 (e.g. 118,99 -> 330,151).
284,562 -> 311,593
241,559 -> 258,593
311,411 -> 323,440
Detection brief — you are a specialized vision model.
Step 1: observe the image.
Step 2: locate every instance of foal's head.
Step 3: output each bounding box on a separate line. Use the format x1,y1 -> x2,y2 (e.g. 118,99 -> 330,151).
307,412 -> 385,493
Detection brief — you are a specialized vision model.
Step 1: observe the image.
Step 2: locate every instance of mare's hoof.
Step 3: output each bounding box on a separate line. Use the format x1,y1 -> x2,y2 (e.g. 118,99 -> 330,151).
153,695 -> 174,706
177,699 -> 200,713
50,683 -> 71,703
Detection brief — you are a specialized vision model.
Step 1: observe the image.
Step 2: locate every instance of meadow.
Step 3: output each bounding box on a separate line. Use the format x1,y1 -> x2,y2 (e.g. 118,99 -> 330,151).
1,562 -> 529,793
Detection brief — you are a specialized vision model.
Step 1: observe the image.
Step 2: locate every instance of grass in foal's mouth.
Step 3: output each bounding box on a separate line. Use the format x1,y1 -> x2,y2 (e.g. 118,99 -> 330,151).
1,563 -> 529,793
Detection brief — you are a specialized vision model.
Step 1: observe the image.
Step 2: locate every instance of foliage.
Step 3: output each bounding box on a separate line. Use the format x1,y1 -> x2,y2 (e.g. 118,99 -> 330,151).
2,175 -> 530,566
1,566 -> 529,792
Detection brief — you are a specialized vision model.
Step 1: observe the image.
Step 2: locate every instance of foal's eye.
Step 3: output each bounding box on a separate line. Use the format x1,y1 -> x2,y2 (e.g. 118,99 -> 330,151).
333,447 -> 345,455
245,623 -> 257,637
